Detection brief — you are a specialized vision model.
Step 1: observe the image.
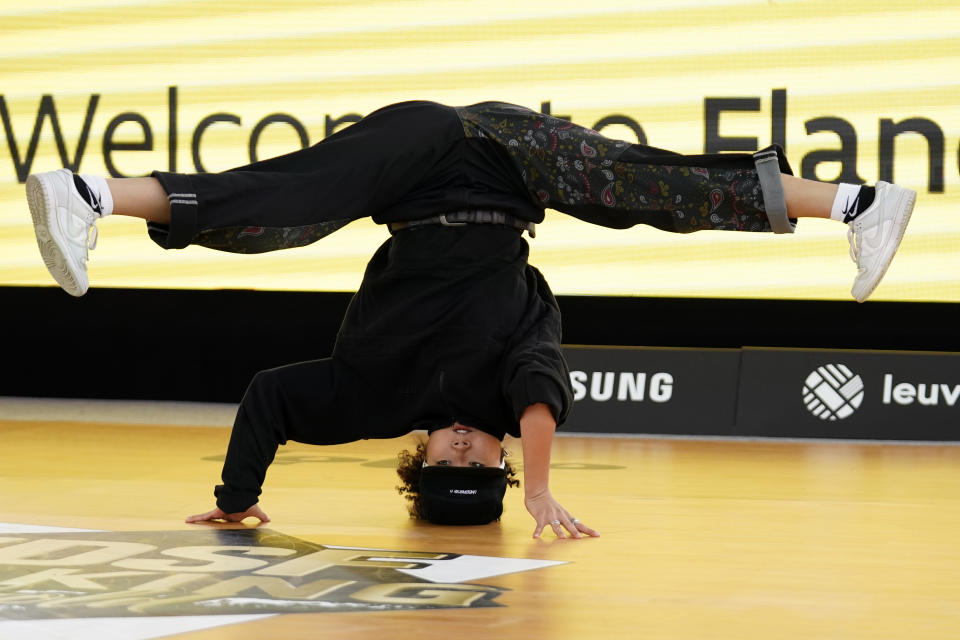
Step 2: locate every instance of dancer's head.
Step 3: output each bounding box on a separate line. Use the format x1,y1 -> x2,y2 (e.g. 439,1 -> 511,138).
396,424 -> 519,525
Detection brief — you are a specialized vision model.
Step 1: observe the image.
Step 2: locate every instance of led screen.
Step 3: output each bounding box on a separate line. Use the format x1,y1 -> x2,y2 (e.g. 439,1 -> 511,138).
1,0 -> 957,301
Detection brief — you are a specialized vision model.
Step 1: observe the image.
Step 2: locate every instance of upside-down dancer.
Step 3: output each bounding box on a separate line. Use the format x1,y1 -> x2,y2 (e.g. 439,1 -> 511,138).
26,100 -> 915,538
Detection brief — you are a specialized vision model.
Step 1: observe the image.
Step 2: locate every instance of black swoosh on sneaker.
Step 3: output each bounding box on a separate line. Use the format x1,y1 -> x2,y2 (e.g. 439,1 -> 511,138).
841,193 -> 860,223
72,173 -> 102,215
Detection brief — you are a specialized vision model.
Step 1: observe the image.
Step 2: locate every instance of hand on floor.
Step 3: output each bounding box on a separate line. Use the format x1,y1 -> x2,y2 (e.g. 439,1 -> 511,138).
524,489 -> 599,540
185,503 -> 271,524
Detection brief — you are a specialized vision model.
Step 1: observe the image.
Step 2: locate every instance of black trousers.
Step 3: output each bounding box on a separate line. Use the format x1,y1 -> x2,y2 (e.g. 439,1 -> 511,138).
147,100 -> 794,253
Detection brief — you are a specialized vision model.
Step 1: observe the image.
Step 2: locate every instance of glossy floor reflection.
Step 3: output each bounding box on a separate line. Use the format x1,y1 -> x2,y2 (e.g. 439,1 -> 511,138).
1,404 -> 958,639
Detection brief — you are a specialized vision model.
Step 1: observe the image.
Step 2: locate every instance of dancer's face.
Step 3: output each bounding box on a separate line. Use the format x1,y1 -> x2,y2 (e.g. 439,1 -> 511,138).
424,424 -> 503,468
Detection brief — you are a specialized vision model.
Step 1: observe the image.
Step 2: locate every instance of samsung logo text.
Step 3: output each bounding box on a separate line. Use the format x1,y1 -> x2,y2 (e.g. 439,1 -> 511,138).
570,371 -> 674,403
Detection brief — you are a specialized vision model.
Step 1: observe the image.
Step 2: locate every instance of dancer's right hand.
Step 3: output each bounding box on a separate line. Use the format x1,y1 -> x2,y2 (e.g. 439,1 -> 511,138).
185,504 -> 271,524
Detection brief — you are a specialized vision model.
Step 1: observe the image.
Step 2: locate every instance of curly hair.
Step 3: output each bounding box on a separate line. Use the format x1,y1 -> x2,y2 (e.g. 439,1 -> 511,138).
395,438 -> 520,519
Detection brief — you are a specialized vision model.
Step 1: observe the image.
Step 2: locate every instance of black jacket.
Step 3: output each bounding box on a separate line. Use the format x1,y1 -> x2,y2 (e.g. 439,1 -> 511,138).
333,223 -> 572,440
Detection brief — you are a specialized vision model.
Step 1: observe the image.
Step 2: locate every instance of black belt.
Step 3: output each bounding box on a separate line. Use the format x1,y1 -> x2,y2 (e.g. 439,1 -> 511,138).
387,210 -> 536,238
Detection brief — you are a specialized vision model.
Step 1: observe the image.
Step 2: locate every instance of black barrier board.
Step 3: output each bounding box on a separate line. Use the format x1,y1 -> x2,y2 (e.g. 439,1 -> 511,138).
561,346 -> 741,435
736,348 -> 960,440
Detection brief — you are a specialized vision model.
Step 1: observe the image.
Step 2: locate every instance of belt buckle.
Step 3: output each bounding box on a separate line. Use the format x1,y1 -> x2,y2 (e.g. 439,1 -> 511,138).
438,214 -> 467,227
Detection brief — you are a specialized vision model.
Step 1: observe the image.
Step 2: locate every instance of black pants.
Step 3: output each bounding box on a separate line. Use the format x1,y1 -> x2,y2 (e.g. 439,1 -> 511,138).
147,100 -> 794,253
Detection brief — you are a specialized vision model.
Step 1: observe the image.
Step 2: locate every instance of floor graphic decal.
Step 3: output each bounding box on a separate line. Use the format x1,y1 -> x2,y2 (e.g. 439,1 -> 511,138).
0,523 -> 564,639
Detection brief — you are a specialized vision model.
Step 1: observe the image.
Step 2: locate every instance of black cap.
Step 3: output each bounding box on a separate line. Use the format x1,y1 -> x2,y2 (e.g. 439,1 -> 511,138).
419,466 -> 508,525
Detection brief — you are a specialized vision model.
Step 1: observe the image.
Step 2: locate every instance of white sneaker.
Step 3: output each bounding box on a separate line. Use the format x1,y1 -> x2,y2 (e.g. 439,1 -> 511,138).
848,181 -> 916,303
26,168 -> 100,297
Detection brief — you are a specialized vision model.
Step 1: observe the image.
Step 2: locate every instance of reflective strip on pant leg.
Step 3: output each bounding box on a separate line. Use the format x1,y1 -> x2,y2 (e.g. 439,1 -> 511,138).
148,171 -> 199,248
753,148 -> 795,234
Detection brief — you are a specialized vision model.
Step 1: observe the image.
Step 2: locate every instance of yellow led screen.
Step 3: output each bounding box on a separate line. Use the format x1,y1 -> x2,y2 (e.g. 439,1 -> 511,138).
1,0 -> 958,301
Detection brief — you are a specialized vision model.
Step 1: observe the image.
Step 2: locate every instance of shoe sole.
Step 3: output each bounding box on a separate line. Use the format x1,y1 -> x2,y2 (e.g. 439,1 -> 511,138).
853,186 -> 916,303
26,173 -> 87,297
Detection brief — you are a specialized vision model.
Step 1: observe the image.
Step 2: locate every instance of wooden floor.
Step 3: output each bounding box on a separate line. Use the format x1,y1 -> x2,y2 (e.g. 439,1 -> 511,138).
1,400 -> 959,639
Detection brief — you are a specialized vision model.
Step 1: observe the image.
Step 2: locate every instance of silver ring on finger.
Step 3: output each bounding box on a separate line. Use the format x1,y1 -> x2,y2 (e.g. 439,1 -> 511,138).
551,519 -> 561,525
572,518 -> 581,524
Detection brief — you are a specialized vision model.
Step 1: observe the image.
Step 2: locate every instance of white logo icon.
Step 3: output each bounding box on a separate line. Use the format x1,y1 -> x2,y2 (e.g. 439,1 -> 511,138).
802,364 -> 864,420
